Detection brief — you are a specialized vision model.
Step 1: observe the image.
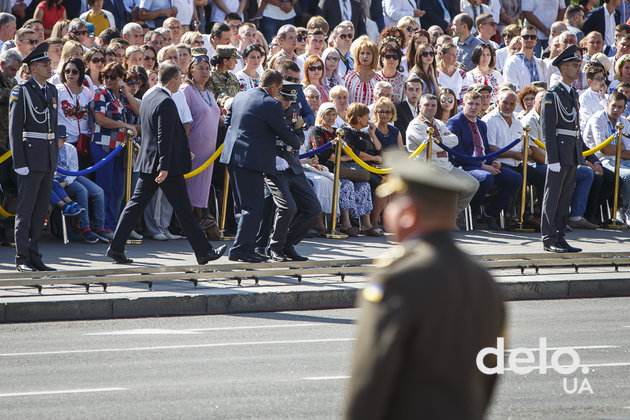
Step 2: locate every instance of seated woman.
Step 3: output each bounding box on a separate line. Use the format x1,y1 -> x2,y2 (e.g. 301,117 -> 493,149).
310,103 -> 373,237
373,97 -> 403,151
341,103 -> 385,236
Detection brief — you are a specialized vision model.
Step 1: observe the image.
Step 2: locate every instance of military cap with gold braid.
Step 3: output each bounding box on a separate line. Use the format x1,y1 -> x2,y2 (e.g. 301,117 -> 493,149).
22,41 -> 51,65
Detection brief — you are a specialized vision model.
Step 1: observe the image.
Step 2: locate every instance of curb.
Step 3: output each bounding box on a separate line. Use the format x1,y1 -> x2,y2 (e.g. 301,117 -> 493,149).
1,277 -> 630,323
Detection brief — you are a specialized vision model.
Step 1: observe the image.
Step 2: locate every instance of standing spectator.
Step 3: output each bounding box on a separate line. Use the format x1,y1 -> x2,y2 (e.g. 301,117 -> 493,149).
259,0 -> 296,43
138,0 -> 178,29
90,63 -> 140,234
466,43 -> 503,103
522,0 -> 566,57
395,76 -> 421,142
34,0 -> 66,38
499,0 -> 521,30
233,23 -> 258,72
503,25 -> 548,91
565,5 -> 586,43
344,37 -> 383,105
419,0 -> 458,33
436,42 -> 469,103
475,14 -> 499,49
376,44 -> 404,104
409,43 -> 439,95
452,13 -> 482,72
382,0 -> 424,28
495,24 -> 520,71
582,0 -> 622,48
180,48 -> 222,239
236,44 -> 263,91
316,0 -> 365,38
172,0 -> 196,31
211,2 -> 245,31
208,45 -> 240,99
462,0 -> 490,36
330,24 -> 354,78
79,0 -> 116,37
0,13 -> 17,52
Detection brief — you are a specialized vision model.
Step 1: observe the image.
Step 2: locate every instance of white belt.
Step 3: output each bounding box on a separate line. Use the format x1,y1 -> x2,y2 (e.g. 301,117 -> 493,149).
23,131 -> 55,140
556,129 -> 578,136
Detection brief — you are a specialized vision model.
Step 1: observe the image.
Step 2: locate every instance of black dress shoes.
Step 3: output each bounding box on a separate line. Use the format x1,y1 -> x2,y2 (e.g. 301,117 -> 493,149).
31,261 -> 57,271
558,238 -> 582,253
284,246 -> 308,261
480,214 -> 503,231
269,249 -> 288,262
197,245 -> 227,265
229,253 -> 267,263
106,247 -> 134,264
543,242 -> 567,253
254,246 -> 269,260
16,262 -> 37,272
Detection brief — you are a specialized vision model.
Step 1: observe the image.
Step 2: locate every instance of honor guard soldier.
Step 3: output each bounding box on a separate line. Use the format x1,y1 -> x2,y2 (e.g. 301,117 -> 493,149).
541,45 -> 585,253
345,150 -> 505,420
9,42 -> 58,272
255,81 -> 321,262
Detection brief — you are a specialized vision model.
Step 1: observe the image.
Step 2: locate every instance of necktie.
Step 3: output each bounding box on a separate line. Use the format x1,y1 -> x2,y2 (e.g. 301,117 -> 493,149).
437,0 -> 451,21
343,0 -> 351,21
469,119 -> 484,157
41,86 -> 46,100
472,5 -> 478,25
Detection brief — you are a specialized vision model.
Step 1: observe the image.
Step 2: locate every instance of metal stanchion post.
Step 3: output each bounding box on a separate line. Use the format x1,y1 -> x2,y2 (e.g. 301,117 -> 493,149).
125,129 -> 142,244
425,126 -> 434,165
323,130 -> 348,239
512,127 -> 535,232
604,123 -> 628,229
219,166 -> 235,240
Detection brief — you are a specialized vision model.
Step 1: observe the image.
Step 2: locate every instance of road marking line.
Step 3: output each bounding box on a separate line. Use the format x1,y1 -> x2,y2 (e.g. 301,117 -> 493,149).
84,323 -> 321,336
0,388 -> 127,397
303,376 -> 350,381
505,345 -> 618,352
0,338 -> 356,357
505,361 -> 630,372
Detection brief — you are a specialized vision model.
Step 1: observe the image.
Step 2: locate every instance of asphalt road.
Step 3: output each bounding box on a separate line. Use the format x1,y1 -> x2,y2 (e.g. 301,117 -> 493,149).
0,298 -> 629,419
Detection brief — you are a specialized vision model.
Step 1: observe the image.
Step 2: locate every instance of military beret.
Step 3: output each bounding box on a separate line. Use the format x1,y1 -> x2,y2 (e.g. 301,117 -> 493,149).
216,45 -> 238,58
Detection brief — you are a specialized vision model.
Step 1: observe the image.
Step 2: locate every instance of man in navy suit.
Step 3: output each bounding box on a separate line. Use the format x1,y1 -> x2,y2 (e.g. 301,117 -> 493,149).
220,69 -> 301,263
316,0 -> 366,38
582,0 -> 622,47
106,63 -> 226,265
419,0 -> 459,32
447,90 -> 522,231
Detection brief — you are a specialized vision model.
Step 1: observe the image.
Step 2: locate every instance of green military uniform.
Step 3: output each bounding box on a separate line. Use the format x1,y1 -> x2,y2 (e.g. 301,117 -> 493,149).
207,45 -> 241,100
0,71 -> 17,152
345,152 -> 505,420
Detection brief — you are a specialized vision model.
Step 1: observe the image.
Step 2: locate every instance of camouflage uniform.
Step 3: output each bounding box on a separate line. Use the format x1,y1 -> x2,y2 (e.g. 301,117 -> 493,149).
207,69 -> 240,100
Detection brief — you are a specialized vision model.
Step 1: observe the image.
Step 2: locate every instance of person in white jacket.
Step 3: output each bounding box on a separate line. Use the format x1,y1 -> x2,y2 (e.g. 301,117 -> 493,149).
502,25 -> 548,91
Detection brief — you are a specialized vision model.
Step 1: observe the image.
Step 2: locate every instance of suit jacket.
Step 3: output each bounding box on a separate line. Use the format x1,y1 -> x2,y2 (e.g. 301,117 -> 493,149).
346,230 -> 505,420
542,83 -> 584,166
582,5 -> 621,42
135,86 -> 191,175
220,87 -> 300,174
394,100 -> 416,145
446,112 -> 492,171
419,0 -> 459,32
317,0 -> 366,37
9,78 -> 58,173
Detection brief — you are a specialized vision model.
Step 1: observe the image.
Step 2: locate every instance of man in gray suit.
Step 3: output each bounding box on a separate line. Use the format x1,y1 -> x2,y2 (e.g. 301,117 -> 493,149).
9,42 -> 57,272
541,45 -> 584,253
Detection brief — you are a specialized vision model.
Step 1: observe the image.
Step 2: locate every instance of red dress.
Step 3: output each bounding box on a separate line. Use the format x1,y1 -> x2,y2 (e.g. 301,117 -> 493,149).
36,2 -> 66,35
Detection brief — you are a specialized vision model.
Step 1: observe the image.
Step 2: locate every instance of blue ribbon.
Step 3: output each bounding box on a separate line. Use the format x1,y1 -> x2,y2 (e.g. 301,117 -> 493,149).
56,144 -> 125,176
299,141 -> 332,159
442,137 -> 522,162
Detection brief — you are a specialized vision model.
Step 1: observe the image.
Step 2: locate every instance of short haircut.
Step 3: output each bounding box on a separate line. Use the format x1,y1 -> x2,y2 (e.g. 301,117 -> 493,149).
125,45 -> 142,59
157,44 -> 178,63
15,27 -> 34,41
0,49 -> 22,66
224,12 -> 241,23
158,62 -> 180,85
584,62 -> 605,80
517,85 -> 538,108
463,90 -> 482,102
346,102 -> 369,124
471,43 -> 496,68
475,13 -> 493,30
329,85 -> 349,98
0,12 -> 16,28
303,84 -> 321,98
373,97 -> 397,122
211,23 -> 230,39
277,24 -> 296,40
47,36 -> 62,45
260,69 -> 284,87
60,57 -> 86,85
278,59 -> 300,74
144,30 -> 163,44
405,76 -> 423,89
420,93 -> 438,103
306,15 -> 329,34
175,42 -> 191,55
99,62 -> 125,83
616,23 -> 630,34
522,24 -> 537,34
122,22 -> 142,36
610,90 -> 628,104
23,18 -> 43,28
565,5 -> 584,21
351,37 -> 378,71
456,13 -> 473,31
99,28 -> 120,45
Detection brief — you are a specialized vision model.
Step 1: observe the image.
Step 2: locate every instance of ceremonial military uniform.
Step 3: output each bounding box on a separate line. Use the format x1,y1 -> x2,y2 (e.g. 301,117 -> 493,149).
345,152 -> 505,420
9,42 -> 58,271
541,45 -> 583,252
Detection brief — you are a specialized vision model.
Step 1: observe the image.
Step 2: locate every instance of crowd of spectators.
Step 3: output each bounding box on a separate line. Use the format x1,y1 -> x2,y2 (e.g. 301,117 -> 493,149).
3,0 -> 630,244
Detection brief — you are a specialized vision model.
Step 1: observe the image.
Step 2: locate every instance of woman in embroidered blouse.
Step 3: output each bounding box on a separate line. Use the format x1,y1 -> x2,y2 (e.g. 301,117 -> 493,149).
377,44 -> 405,104
466,43 -> 504,104
90,63 -> 140,233
302,55 -> 328,102
409,42 -> 439,95
180,49 -> 222,238
236,44 -> 264,91
83,47 -> 105,92
322,47 -> 342,90
56,58 -> 92,151
437,42 -> 469,103
344,37 -> 383,105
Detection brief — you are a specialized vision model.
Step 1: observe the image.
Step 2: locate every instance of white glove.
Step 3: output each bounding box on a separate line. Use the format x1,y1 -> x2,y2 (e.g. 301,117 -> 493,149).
15,167 -> 29,176
548,163 -> 561,173
275,157 -> 289,171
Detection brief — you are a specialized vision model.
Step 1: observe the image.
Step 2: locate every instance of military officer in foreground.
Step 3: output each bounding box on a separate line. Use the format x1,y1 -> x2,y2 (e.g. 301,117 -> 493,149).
9,42 -> 58,272
345,151 -> 505,420
541,45 -> 584,253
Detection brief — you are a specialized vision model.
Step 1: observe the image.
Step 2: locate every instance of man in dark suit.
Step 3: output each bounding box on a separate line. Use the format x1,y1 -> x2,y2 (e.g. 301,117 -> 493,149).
541,45 -> 585,253
220,69 -> 301,263
419,0 -> 459,32
345,150 -> 505,420
582,0 -> 621,46
106,63 -> 226,265
447,90 -> 522,231
316,0 -> 366,38
9,42 -> 58,272
395,77 -> 422,145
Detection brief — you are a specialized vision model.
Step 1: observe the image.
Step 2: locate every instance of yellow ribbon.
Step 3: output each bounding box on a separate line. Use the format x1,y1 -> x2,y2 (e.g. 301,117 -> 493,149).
342,145 -> 392,174
0,149 -> 11,164
531,134 -> 616,157
183,144 -> 224,179
0,202 -> 15,218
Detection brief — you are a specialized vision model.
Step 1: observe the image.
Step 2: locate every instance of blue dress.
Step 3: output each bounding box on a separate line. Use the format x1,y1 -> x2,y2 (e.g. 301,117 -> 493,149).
375,124 -> 400,150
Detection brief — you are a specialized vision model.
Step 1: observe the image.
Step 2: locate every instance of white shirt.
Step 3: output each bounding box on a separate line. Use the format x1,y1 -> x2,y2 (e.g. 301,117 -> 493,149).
502,53 -> 548,91
56,84 -> 92,144
583,109 -> 630,160
262,4 -> 296,19
522,0 -> 565,40
437,68 -> 468,101
495,47 -> 509,71
483,108 -> 524,167
520,109 -> 543,150
382,0 -> 420,28
146,85 -> 192,124
605,6 -> 616,46
210,0 -> 241,24
579,88 -> 605,132
406,116 -> 458,171
173,0 -> 195,26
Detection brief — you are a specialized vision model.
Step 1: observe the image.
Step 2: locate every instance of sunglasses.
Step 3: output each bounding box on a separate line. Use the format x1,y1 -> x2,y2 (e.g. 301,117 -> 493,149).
440,97 -> 454,104
308,65 -> 323,71
338,33 -> 351,40
383,54 -> 399,60
406,26 -> 417,33
26,39 -> 38,45
297,36 -> 307,42
73,30 -> 88,36
126,80 -> 140,86
522,34 -> 538,41
377,109 -> 393,114
284,76 -> 300,83
91,57 -> 105,64
591,75 -> 606,81
143,55 -> 156,61
64,68 -> 79,75
193,56 -> 210,63
326,56 -> 339,62
421,51 -> 435,57
103,74 -> 118,80
482,21 -> 497,27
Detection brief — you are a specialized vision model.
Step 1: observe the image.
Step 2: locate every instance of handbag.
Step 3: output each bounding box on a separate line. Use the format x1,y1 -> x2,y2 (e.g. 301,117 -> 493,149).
65,83 -> 91,158
338,161 -> 370,182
